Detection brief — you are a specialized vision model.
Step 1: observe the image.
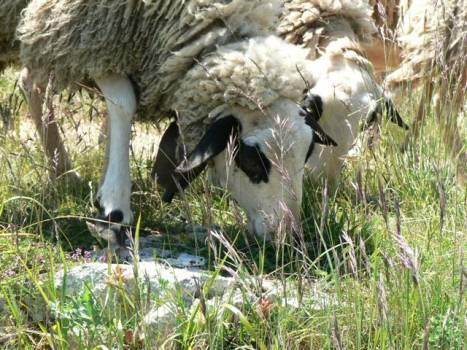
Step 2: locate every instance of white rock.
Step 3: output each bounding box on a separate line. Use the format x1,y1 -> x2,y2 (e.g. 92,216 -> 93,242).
55,262 -> 233,302
51,261 -> 334,341
165,253 -> 206,268
138,302 -> 177,340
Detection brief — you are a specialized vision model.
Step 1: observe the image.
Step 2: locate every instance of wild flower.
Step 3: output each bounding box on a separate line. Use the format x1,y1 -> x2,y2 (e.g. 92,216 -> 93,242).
83,250 -> 93,263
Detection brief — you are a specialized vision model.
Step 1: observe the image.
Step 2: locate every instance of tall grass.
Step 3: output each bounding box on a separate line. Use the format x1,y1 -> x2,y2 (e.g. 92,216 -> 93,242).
0,59 -> 465,350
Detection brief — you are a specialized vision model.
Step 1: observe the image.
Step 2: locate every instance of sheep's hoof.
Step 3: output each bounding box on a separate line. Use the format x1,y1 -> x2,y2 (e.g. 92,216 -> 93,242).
86,211 -> 131,252
92,246 -> 133,263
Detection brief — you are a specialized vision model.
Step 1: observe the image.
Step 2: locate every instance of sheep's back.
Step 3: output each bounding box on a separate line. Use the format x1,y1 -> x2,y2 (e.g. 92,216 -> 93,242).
18,0 -> 279,119
278,0 -> 376,59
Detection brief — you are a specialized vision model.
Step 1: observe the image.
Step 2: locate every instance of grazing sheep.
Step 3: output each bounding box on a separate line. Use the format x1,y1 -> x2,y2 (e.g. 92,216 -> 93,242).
383,0 -> 466,94
279,0 -> 408,187
369,0 -> 466,183
18,0 -> 336,247
1,0 -> 75,178
366,0 -> 403,78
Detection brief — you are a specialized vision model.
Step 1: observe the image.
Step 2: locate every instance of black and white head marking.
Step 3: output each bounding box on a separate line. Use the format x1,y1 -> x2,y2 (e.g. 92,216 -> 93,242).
300,93 -> 338,161
235,141 -> 272,184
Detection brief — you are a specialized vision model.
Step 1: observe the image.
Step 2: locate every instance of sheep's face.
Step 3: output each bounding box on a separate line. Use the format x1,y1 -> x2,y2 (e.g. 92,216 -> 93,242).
153,99 -> 336,240
207,100 -> 313,239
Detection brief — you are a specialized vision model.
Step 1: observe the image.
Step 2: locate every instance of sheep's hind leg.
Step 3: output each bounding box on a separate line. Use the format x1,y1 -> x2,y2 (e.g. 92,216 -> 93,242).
87,74 -> 136,254
19,67 -> 78,181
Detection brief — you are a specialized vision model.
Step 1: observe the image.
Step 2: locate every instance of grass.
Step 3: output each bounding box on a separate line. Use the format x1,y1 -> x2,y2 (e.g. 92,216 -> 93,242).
0,64 -> 466,350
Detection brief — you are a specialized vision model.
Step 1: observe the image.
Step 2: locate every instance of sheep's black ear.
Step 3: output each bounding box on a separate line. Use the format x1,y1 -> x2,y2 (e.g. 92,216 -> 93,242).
152,122 -> 205,203
176,115 -> 241,172
385,98 -> 409,130
302,114 -> 338,146
301,94 -> 338,146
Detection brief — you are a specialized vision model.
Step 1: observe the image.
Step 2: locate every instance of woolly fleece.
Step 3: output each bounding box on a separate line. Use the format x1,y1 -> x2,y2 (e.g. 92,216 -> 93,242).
386,0 -> 467,88
171,35 -> 316,151
19,0 -> 322,152
18,0 -> 281,117
278,0 -> 377,60
0,0 -> 29,71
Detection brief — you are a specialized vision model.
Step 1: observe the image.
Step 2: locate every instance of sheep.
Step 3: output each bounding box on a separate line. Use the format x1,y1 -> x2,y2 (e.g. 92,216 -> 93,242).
18,0 -> 337,249
382,0 -> 466,94
278,0 -> 408,188
366,0 -> 466,107
369,0 -> 466,183
1,0 -> 76,179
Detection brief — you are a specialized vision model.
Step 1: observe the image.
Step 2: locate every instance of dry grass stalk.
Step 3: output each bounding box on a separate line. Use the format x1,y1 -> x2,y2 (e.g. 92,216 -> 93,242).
422,319 -> 431,350
377,177 -> 389,227
381,252 -> 395,283
431,162 -> 446,233
393,231 -> 420,286
320,179 -> 330,236
331,314 -> 343,350
355,168 -> 369,216
359,237 -> 372,275
341,231 -> 358,278
376,274 -> 389,325
393,197 -> 401,237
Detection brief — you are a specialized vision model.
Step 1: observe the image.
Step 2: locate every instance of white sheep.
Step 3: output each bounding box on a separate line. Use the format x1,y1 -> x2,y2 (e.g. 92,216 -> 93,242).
383,0 -> 466,94
369,0 -> 466,183
367,0 -> 466,101
279,0 -> 408,188
1,0 -> 76,179
18,0 -> 336,247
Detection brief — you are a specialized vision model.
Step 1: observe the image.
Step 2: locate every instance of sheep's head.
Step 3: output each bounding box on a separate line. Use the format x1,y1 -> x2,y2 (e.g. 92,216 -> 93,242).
153,98 -> 336,240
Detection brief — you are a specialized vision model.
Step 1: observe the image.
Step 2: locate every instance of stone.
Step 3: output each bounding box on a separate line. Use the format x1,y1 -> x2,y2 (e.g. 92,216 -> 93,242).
138,302 -> 177,339
165,253 -> 206,268
54,262 -> 234,303
49,256 -> 334,342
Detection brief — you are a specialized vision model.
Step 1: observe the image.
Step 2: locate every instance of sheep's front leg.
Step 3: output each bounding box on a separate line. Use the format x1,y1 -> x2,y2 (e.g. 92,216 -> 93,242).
88,74 -> 136,250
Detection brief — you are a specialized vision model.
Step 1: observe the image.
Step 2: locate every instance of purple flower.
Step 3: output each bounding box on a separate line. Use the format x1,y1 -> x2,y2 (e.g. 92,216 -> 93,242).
83,250 -> 93,263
